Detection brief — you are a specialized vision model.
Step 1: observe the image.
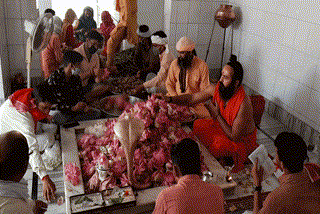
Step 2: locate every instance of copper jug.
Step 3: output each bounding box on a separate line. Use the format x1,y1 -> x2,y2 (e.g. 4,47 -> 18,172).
215,5 -> 236,28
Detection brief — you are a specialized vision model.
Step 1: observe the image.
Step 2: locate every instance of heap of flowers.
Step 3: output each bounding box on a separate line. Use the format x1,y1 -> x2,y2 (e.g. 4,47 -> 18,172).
75,95 -> 207,193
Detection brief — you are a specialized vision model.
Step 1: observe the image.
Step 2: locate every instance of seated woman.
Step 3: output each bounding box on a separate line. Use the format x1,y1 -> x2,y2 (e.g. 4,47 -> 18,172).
161,55 -> 257,173
62,8 -> 80,49
75,6 -> 97,42
41,16 -> 64,79
98,11 -> 115,57
47,50 -> 101,125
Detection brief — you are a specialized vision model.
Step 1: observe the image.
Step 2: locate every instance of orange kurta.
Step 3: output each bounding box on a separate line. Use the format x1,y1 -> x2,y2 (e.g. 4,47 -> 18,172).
153,174 -> 224,214
166,56 -> 210,118
193,83 -> 257,172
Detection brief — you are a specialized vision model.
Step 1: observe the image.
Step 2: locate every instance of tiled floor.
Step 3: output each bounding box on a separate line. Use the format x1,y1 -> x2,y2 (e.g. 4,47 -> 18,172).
23,111 -> 320,214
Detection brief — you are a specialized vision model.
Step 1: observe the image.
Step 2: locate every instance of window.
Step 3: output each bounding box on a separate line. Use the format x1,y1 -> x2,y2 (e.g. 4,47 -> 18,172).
50,0 -> 118,26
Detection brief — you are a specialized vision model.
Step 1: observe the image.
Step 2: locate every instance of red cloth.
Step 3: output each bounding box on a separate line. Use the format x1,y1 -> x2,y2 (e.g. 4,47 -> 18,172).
9,88 -> 49,129
193,83 -> 257,172
62,23 -> 80,49
100,11 -> 115,57
304,162 -> 320,183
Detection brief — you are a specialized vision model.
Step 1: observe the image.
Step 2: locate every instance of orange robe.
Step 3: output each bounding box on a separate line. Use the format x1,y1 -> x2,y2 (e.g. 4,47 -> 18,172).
193,84 -> 257,172
166,56 -> 211,118
106,0 -> 138,68
41,33 -> 63,79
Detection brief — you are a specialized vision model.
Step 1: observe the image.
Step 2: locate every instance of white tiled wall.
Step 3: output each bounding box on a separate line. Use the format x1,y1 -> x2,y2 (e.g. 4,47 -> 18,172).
138,0 -> 165,34
231,0 -> 320,132
0,0 -> 39,97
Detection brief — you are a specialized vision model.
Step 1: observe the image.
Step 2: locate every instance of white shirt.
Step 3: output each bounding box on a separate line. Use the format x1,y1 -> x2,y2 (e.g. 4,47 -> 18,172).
0,100 -> 47,179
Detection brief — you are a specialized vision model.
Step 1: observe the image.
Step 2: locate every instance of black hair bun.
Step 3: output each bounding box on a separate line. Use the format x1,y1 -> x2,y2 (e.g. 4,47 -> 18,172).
139,25 -> 149,33
152,30 -> 167,38
229,54 -> 237,63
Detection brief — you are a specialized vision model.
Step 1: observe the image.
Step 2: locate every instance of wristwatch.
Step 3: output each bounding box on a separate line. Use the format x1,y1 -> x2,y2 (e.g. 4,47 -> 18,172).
253,185 -> 262,192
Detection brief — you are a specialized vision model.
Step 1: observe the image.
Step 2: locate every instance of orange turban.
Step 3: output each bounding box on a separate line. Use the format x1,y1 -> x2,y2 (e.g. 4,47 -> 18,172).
176,36 -> 195,52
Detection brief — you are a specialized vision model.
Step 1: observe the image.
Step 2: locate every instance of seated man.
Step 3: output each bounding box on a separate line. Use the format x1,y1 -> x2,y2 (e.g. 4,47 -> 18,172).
252,132 -> 320,214
74,30 -> 105,93
48,50 -> 101,125
134,25 -> 160,81
0,85 -> 56,202
166,36 -> 210,118
162,55 -> 257,172
153,138 -> 224,214
0,131 -> 48,214
134,30 -> 175,94
112,25 -> 160,78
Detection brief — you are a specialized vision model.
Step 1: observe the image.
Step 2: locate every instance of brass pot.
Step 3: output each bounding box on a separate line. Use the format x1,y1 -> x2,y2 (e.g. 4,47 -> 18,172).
215,5 -> 236,28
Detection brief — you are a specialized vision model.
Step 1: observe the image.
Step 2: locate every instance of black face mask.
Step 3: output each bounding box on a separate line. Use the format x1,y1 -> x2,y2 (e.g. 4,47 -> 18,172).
88,45 -> 97,54
218,80 -> 236,102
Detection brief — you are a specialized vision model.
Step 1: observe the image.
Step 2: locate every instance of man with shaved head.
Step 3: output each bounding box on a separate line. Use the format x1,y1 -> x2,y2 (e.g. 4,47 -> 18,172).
0,131 -> 47,213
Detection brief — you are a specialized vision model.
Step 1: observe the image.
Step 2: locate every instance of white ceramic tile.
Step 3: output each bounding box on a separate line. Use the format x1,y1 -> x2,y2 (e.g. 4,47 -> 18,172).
293,83 -> 311,116
272,71 -> 287,101
277,45 -> 293,75
308,89 -> 320,126
274,0 -> 288,16
170,1 -> 178,24
6,18 -> 23,45
9,44 -> 26,70
299,57 -> 319,89
310,64 -> 320,92
6,0 -> 21,19
280,17 -> 298,48
196,44 -> 207,62
200,1 -> 214,24
293,20 -> 312,52
0,1 -> 5,18
175,1 -> 189,24
295,1 -> 317,23
188,1 -> 201,24
282,77 -> 299,109
197,24 -> 212,45
287,51 -> 309,82
21,0 -> 38,19
0,18 -> 7,45
169,23 -> 176,46
187,24 -> 199,44
264,13 -> 283,43
259,64 -> 276,96
175,24 -> 188,44
206,43 -> 222,68
285,0 -> 303,19
305,24 -> 320,58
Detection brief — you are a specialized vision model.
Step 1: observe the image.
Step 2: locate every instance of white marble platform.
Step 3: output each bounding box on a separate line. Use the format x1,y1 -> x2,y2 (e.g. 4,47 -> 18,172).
60,119 -> 237,214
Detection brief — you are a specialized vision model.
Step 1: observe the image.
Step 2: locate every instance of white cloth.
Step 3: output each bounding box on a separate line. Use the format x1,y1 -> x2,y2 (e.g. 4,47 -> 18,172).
0,179 -> 29,200
0,100 -> 47,179
151,35 -> 168,45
